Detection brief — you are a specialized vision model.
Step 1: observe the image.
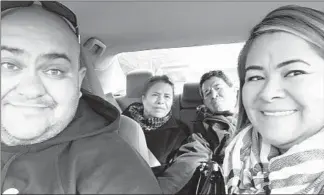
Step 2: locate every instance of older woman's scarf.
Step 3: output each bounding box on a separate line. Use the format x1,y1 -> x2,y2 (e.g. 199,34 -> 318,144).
223,124 -> 324,194
127,102 -> 171,132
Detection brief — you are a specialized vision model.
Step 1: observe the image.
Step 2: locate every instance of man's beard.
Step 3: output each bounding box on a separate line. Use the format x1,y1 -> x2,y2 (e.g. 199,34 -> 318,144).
1,105 -> 77,146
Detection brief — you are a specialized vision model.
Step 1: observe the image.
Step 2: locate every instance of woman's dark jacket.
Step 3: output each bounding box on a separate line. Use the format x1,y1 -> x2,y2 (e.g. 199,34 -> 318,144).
123,103 -> 210,194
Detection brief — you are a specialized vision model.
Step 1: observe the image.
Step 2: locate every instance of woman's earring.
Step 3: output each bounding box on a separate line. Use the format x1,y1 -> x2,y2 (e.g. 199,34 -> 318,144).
79,91 -> 82,98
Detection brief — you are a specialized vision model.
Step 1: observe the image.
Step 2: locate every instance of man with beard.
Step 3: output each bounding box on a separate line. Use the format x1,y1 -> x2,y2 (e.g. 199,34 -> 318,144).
1,2 -> 161,194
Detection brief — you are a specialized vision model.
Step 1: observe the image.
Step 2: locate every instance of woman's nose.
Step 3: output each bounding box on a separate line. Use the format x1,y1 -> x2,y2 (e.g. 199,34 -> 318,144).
156,96 -> 164,104
259,77 -> 285,102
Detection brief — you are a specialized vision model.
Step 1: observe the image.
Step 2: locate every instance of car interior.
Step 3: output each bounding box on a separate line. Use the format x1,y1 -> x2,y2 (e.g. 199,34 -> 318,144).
61,1 -> 324,166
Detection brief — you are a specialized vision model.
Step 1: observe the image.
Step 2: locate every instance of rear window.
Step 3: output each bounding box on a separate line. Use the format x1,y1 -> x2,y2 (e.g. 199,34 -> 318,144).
113,42 -> 244,96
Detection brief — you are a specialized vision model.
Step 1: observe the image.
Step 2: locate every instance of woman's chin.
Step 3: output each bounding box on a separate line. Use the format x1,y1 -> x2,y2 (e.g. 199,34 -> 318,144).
261,133 -> 300,151
151,113 -> 167,118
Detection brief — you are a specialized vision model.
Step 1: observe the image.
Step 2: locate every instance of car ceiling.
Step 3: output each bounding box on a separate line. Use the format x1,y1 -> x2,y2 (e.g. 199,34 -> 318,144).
62,0 -> 324,56
61,1 -> 324,95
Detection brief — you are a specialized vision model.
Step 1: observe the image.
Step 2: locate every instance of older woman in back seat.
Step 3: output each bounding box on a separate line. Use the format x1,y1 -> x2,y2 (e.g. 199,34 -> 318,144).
123,75 -> 209,194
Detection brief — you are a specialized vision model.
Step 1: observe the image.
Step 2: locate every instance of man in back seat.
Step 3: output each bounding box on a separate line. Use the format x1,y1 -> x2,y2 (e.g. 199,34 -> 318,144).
1,2 -> 161,194
177,70 -> 238,194
196,70 -> 238,159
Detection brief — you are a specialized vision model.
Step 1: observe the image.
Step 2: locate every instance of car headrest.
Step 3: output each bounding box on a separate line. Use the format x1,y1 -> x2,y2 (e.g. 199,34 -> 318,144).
80,48 -> 122,113
127,70 -> 153,98
80,48 -> 105,99
180,83 -> 203,109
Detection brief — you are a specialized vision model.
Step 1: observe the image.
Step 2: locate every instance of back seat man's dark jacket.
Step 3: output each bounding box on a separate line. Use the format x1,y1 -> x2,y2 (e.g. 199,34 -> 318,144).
177,109 -> 237,194
1,91 -> 162,194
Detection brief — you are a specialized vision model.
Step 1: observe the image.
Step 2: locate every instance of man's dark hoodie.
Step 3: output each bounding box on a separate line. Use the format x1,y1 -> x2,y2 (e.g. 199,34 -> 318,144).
1,91 -> 162,194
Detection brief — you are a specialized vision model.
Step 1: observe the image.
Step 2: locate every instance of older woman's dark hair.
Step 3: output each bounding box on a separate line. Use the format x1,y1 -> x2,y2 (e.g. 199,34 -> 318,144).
236,5 -> 324,131
142,75 -> 175,96
199,70 -> 233,98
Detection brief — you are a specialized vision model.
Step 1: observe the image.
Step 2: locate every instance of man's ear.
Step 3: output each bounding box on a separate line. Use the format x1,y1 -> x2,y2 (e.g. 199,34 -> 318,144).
78,67 -> 87,89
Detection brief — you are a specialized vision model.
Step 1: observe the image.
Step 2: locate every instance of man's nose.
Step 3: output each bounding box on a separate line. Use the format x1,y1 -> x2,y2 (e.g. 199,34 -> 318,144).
16,72 -> 46,99
211,89 -> 219,99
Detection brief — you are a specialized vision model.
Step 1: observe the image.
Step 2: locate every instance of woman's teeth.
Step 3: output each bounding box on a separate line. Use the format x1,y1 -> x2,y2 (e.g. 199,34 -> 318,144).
262,110 -> 296,116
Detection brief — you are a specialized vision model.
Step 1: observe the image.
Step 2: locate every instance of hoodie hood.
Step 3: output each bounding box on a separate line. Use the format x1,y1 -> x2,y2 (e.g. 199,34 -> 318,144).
1,90 -> 120,153
1,90 -> 163,194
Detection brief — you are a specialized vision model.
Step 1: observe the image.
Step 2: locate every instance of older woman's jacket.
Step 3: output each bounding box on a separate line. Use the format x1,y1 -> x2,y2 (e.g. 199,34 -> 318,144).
123,103 -> 191,166
123,103 -> 210,194
145,116 -> 191,167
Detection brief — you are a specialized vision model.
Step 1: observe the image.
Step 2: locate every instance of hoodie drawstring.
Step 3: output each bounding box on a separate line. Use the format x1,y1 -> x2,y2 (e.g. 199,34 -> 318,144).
1,151 -> 27,193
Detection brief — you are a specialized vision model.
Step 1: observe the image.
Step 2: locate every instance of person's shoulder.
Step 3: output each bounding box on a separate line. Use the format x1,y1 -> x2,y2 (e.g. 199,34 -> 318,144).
69,132 -> 162,193
125,102 -> 142,110
72,131 -> 136,158
122,102 -> 142,116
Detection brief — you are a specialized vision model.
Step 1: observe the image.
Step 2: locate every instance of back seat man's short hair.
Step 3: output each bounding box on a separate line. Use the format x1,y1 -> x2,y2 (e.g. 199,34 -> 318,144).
199,70 -> 233,97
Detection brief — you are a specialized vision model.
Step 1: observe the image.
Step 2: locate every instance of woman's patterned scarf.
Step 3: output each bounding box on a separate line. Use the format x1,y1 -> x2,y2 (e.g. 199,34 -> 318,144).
127,102 -> 171,132
223,125 -> 324,194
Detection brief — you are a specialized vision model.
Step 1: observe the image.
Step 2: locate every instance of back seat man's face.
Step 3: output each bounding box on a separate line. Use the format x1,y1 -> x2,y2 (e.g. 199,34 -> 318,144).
1,6 -> 86,146
201,76 -> 237,114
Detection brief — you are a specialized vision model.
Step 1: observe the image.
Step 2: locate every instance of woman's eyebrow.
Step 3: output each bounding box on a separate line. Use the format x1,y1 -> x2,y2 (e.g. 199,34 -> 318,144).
245,65 -> 263,72
245,59 -> 310,72
276,59 -> 310,69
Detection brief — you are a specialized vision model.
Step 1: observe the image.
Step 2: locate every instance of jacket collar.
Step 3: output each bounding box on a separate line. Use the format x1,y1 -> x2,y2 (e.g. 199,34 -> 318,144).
157,115 -> 179,130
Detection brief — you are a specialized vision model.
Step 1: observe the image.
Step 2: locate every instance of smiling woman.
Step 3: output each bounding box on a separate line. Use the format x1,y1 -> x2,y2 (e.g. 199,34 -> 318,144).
243,31 -> 323,150
223,5 -> 324,194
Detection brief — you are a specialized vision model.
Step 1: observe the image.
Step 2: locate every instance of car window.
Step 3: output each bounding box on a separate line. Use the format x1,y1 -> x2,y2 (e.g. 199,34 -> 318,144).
111,42 -> 244,96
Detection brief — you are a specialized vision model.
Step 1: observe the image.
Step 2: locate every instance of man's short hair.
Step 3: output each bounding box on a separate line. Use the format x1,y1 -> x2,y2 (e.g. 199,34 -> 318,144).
199,70 -> 233,97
